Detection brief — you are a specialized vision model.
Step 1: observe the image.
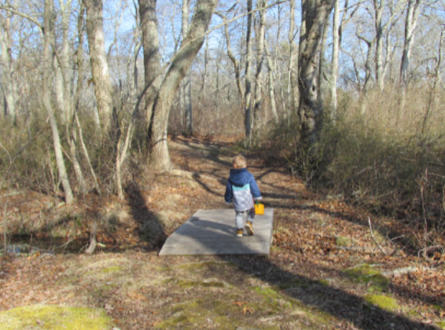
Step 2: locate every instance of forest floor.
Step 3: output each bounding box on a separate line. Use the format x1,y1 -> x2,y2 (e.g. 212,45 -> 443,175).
0,136 -> 444,330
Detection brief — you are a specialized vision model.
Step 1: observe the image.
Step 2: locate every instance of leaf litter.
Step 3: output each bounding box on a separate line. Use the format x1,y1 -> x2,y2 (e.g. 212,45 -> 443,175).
0,136 -> 444,329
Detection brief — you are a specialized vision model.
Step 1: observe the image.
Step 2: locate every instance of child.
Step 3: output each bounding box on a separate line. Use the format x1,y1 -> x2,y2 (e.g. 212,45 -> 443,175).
225,154 -> 262,237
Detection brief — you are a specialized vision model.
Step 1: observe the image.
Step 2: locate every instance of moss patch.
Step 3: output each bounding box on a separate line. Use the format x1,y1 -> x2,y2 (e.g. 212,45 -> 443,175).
164,278 -> 227,288
364,295 -> 398,311
101,266 -> 122,273
345,264 -> 389,292
435,321 -> 445,329
0,305 -> 113,330
155,298 -> 242,330
336,236 -> 354,246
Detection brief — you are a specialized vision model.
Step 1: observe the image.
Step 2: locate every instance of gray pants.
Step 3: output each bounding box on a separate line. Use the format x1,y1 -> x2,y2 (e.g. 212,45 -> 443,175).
235,209 -> 255,229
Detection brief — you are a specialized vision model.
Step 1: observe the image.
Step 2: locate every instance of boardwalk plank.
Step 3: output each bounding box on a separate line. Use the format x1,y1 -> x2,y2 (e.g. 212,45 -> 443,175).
159,208 -> 274,256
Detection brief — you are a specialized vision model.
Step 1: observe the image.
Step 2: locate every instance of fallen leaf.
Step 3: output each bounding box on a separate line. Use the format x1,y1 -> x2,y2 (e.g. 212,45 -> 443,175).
241,306 -> 255,314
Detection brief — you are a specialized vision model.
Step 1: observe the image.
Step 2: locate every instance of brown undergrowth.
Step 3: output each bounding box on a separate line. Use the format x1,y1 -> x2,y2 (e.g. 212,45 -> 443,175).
0,136 -> 444,330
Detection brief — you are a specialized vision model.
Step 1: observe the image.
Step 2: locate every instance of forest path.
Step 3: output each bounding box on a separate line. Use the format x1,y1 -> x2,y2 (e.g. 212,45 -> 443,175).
0,136 -> 444,330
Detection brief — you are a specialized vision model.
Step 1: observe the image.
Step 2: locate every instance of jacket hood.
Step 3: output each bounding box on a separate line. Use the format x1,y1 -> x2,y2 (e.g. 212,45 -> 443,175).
229,168 -> 251,186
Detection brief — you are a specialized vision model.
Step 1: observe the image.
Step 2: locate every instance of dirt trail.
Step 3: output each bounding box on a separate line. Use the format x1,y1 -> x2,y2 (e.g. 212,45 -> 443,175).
0,137 -> 444,330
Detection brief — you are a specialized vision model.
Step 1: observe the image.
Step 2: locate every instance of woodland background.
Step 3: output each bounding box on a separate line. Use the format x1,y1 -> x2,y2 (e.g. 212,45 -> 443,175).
0,0 -> 445,256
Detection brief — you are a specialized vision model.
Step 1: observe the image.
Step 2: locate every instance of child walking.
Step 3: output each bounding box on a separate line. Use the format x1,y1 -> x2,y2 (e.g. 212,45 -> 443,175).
225,154 -> 262,237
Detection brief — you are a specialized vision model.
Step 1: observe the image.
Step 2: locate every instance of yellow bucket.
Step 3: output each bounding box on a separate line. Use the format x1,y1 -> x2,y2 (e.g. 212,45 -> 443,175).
254,202 -> 264,215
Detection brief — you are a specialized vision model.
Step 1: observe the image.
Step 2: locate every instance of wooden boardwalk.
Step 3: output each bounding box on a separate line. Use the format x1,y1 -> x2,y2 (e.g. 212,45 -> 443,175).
159,208 -> 274,257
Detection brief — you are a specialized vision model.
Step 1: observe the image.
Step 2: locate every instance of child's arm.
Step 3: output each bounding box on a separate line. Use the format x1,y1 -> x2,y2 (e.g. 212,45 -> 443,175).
224,180 -> 232,203
249,175 -> 262,200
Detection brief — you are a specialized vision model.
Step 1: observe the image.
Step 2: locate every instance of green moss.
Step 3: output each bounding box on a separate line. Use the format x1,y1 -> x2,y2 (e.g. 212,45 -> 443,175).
101,266 -> 122,273
0,305 -> 113,330
364,295 -> 398,311
336,236 -> 353,246
155,298 -> 239,330
345,264 -> 389,292
433,304 -> 445,311
164,278 -> 226,288
177,261 -> 236,270
435,321 -> 445,329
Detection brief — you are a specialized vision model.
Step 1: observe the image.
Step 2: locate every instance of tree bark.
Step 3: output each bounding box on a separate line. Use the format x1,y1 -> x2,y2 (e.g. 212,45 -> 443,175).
298,0 -> 334,157
253,0 -> 266,134
244,0 -> 253,142
0,14 -> 17,123
43,0 -> 73,204
182,0 -> 193,136
139,0 -> 162,132
265,43 -> 278,123
288,0 -> 298,120
400,0 -> 421,107
148,0 -> 218,170
330,0 -> 340,117
83,0 -> 113,131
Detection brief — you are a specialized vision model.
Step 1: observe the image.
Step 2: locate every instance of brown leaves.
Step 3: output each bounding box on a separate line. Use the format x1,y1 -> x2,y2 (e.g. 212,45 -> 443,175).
241,306 -> 255,314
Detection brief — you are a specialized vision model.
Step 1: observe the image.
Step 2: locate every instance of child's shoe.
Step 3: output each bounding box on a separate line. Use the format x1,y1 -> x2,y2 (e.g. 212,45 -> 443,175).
236,229 -> 243,237
244,221 -> 254,236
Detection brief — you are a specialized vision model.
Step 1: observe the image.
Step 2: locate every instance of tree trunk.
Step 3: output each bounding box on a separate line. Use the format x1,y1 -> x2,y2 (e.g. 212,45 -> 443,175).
265,43 -> 278,123
288,0 -> 299,120
182,0 -> 193,136
400,0 -> 421,109
83,0 -> 113,131
43,0 -> 73,204
298,0 -> 334,157
244,0 -> 253,142
221,12 -> 244,101
330,0 -> 340,117
253,0 -> 266,134
0,14 -> 17,123
148,0 -> 218,170
317,19 -> 329,109
139,0 -> 162,132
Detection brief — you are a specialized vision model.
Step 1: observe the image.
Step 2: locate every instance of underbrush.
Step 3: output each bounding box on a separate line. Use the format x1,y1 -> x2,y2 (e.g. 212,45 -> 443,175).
0,109 -> 148,199
260,88 -> 445,253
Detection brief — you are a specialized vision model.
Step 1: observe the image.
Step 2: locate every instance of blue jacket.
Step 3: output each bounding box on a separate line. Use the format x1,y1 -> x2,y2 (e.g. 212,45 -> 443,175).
225,168 -> 262,211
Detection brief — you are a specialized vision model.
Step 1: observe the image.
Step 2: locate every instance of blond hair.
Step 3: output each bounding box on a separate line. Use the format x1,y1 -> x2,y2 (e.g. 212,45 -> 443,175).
232,154 -> 247,168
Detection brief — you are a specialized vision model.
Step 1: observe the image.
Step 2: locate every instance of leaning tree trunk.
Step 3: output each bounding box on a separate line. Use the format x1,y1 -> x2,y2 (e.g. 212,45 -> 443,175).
297,0 -> 334,159
43,0 -> 73,204
83,0 -> 113,131
148,0 -> 218,171
182,0 -> 193,136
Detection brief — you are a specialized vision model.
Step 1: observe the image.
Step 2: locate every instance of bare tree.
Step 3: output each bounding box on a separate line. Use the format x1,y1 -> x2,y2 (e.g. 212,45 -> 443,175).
400,0 -> 421,108
0,11 -> 17,122
139,0 -> 162,132
83,0 -> 113,131
43,0 -> 73,204
288,0 -> 298,120
146,0 -> 218,170
253,0 -> 266,134
298,0 -> 334,157
244,0 -> 254,142
182,0 -> 193,136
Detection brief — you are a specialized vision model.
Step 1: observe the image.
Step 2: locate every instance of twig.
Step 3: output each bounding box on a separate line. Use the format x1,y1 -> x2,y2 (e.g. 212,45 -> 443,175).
418,245 -> 443,259
368,217 -> 388,256
2,199 -> 6,253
